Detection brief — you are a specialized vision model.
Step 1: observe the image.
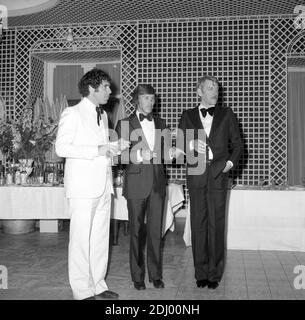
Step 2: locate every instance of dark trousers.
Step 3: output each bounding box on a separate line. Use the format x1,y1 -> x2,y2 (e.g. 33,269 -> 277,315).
127,190 -> 165,283
189,165 -> 228,282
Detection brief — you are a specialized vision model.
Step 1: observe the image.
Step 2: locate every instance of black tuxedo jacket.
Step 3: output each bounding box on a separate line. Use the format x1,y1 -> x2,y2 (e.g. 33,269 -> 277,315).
116,112 -> 170,199
177,104 -> 243,189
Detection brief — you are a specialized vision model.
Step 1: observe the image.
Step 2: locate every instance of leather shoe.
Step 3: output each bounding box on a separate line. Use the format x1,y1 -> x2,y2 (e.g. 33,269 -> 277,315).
95,290 -> 119,299
207,281 -> 219,289
196,280 -> 208,288
151,279 -> 164,289
134,281 -> 146,290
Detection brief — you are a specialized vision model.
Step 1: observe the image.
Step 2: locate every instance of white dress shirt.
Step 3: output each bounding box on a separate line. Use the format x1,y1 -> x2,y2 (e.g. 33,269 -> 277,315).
198,103 -> 214,160
136,110 -> 155,150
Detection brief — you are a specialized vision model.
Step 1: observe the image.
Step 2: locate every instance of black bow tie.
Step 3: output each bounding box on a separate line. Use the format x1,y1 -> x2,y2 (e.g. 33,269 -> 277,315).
139,113 -> 153,122
96,106 -> 104,126
200,107 -> 215,118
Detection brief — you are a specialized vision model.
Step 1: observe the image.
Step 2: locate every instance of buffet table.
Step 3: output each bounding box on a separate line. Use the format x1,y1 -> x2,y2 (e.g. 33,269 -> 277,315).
183,187 -> 305,252
0,183 -> 185,235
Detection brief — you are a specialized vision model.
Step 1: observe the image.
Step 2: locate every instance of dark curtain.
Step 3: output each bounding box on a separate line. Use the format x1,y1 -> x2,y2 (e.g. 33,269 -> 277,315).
53,65 -> 84,102
96,63 -> 121,95
287,71 -> 305,185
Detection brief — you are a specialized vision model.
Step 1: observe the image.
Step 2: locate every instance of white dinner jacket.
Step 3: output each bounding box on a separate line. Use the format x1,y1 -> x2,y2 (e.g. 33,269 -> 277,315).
55,97 -> 113,198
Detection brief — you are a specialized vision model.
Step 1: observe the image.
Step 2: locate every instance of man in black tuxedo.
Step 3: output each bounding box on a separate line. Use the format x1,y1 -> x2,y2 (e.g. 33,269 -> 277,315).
115,84 -> 173,290
176,75 -> 243,289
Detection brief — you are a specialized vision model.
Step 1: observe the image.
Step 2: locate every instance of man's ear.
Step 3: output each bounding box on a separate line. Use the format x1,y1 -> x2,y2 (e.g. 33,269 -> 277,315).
197,87 -> 203,97
88,85 -> 97,94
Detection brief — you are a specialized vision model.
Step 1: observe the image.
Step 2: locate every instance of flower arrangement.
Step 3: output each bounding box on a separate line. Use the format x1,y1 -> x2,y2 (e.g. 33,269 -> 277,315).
10,108 -> 58,162
0,95 -> 59,164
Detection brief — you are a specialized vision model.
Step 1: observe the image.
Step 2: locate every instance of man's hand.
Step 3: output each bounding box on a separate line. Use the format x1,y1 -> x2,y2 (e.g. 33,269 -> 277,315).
98,139 -> 130,157
141,149 -> 156,162
191,139 -> 206,154
169,147 -> 186,159
98,142 -> 120,157
118,138 -> 130,152
222,161 -> 233,173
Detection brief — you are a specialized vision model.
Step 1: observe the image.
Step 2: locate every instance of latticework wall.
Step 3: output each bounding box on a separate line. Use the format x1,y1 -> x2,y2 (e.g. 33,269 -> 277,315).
269,18 -> 299,184
138,19 -> 271,184
30,56 -> 44,106
1,15 -> 304,185
13,25 -> 137,117
0,29 -> 15,120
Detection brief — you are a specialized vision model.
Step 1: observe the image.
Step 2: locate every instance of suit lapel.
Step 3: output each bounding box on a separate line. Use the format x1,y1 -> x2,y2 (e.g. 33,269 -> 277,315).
189,106 -> 204,130
129,112 -> 150,149
78,99 -> 104,144
209,105 -> 224,140
153,117 -> 163,153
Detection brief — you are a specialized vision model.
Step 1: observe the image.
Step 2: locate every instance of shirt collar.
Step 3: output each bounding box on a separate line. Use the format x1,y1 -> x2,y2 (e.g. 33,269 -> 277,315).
83,97 -> 98,114
199,103 -> 215,110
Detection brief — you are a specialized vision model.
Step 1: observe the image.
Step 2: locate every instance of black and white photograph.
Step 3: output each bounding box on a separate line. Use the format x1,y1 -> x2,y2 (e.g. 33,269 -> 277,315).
0,0 -> 305,306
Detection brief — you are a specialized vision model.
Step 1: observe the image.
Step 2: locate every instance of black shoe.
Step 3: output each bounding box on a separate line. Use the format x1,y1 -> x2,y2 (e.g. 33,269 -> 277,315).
95,290 -> 119,299
196,280 -> 208,288
134,281 -> 146,290
207,281 -> 219,289
151,279 -> 164,289
83,296 -> 95,300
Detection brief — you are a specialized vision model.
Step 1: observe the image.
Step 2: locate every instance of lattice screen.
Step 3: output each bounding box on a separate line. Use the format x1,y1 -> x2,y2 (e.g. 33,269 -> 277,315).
14,24 -> 137,117
1,15 -> 304,186
269,18 -> 299,184
0,29 -> 15,120
30,56 -> 44,107
138,19 -> 271,185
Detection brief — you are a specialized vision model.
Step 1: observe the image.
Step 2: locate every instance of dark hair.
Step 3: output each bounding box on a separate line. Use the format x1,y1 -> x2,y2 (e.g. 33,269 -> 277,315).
131,84 -> 156,107
78,68 -> 111,97
196,75 -> 219,90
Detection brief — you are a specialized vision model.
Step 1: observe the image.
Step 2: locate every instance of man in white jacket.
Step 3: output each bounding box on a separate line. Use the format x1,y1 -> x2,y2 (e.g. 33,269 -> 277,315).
55,68 -> 129,300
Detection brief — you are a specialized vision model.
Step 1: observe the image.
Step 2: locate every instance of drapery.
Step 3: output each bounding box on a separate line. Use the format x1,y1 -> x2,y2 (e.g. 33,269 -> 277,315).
287,71 -> 305,185
53,65 -> 84,102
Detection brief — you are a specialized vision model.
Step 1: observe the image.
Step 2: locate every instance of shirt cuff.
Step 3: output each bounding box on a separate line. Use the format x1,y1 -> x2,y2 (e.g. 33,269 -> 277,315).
136,149 -> 143,162
189,140 -> 194,151
227,160 -> 233,169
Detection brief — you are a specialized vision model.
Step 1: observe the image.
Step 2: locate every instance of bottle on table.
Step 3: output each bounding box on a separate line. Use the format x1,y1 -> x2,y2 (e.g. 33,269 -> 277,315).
0,161 -> 5,185
15,168 -> 21,185
52,163 -> 59,186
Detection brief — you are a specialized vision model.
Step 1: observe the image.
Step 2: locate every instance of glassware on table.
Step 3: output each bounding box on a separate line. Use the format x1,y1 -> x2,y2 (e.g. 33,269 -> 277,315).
0,172 -> 4,186
301,177 -> 305,186
282,179 -> 289,190
258,178 -> 265,189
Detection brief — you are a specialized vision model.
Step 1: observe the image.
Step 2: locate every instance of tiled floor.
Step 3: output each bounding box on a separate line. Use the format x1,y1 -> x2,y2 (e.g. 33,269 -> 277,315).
0,217 -> 305,300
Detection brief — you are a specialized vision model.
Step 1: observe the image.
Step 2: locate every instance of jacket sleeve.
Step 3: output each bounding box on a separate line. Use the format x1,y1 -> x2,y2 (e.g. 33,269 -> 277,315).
175,111 -> 188,164
227,108 -> 243,168
55,107 -> 99,160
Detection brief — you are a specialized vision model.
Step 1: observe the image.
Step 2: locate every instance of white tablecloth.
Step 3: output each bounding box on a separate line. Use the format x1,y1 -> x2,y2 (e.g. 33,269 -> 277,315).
183,189 -> 305,252
0,183 -> 185,236
0,185 -> 69,219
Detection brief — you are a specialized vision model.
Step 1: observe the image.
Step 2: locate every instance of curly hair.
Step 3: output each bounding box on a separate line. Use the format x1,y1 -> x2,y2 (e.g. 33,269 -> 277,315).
78,68 -> 111,97
130,84 -> 156,107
